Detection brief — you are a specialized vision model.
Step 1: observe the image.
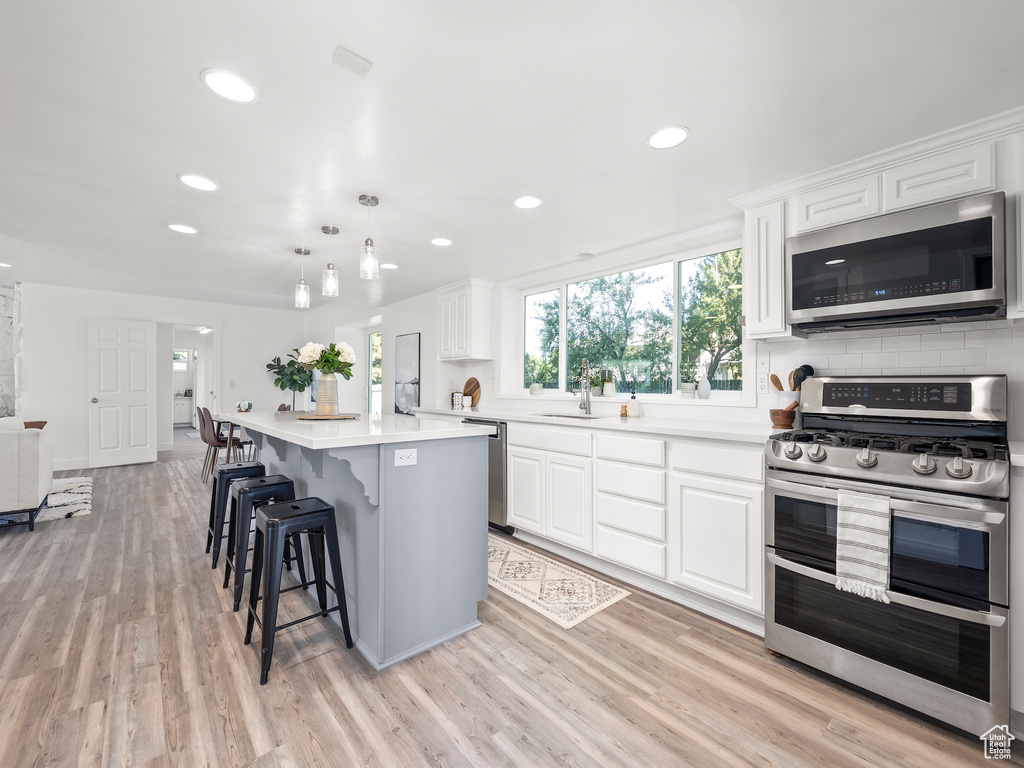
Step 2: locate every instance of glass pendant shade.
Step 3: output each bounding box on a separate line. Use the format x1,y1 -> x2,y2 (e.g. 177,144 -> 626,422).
360,238 -> 379,280
322,263 -> 339,297
295,278 -> 310,308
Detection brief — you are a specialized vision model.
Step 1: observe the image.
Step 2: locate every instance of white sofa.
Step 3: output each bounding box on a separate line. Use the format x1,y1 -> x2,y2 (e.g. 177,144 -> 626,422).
0,417 -> 54,531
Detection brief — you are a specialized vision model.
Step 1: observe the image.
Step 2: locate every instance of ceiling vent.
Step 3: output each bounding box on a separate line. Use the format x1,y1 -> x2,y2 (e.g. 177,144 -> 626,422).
332,45 -> 372,76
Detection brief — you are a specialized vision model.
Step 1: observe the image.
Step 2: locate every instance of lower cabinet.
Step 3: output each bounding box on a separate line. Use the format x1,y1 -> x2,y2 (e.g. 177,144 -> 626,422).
668,472 -> 764,613
507,446 -> 594,552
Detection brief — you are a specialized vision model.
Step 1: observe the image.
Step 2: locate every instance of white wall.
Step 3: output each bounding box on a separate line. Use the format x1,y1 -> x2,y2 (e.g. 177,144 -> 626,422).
156,322 -> 173,448
19,283 -> 305,469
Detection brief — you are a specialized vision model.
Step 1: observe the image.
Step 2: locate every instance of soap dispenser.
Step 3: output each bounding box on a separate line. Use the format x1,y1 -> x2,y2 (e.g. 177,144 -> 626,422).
626,390 -> 641,418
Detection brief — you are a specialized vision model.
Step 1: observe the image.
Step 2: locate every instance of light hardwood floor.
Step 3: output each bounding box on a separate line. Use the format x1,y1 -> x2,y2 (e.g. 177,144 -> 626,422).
0,454 -> 1016,767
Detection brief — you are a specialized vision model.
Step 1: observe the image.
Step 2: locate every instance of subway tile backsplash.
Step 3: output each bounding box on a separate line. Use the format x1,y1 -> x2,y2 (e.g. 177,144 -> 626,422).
764,319 -> 1024,434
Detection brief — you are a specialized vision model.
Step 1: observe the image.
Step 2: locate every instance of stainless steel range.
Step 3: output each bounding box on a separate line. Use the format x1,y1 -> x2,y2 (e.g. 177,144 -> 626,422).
764,374 -> 1009,736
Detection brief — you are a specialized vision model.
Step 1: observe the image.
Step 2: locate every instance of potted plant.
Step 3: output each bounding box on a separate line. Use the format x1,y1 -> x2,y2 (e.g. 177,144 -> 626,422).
266,350 -> 314,411
297,341 -> 356,416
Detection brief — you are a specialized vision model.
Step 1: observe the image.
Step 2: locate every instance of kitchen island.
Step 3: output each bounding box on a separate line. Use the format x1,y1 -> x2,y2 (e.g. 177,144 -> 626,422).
221,411 -> 495,670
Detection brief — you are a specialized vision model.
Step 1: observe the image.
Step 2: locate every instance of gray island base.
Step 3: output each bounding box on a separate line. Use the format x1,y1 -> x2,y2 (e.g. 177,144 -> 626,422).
228,412 -> 492,671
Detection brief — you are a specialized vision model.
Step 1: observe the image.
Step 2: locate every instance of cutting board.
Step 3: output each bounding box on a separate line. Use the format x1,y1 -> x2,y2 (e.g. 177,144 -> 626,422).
463,377 -> 481,406
296,413 -> 362,420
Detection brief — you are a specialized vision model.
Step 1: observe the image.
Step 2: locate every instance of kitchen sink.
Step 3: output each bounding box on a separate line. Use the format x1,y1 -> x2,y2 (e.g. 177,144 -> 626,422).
533,412 -> 603,420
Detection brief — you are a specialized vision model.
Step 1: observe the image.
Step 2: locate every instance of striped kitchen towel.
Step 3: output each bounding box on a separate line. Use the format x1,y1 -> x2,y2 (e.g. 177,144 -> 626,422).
835,489 -> 891,603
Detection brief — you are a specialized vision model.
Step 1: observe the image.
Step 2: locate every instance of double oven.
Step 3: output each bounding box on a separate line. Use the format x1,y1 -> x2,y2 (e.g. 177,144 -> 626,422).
764,375 -> 1009,736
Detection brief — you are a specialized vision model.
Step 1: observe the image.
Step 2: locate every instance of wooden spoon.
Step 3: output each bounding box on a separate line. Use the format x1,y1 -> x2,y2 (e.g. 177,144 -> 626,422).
788,370 -> 796,391
770,374 -> 784,391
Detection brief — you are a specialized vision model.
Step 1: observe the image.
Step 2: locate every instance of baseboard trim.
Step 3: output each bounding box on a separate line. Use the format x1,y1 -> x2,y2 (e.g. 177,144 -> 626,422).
54,458 -> 90,472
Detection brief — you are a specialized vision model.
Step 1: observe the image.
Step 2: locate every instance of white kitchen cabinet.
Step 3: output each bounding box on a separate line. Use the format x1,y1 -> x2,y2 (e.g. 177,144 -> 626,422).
1009,466 -> 1024,729
436,279 -> 494,360
1012,133 -> 1024,322
595,493 -> 666,578
173,397 -> 194,425
881,143 -> 994,212
742,201 -> 789,339
507,446 -> 544,534
545,454 -> 593,551
668,472 -> 763,613
792,175 -> 880,234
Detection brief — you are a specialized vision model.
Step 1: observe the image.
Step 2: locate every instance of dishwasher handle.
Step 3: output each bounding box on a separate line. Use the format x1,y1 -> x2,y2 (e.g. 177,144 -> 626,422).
462,417 -> 506,439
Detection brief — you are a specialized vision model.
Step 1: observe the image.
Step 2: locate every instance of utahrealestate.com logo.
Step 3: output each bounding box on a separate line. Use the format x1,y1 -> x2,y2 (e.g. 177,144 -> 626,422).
980,725 -> 1014,760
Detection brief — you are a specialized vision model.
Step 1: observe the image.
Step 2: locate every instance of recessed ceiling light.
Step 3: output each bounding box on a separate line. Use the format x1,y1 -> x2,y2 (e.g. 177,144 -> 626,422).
431,238 -> 452,247
646,126 -> 690,149
515,196 -> 542,209
380,263 -> 398,270
201,69 -> 258,103
178,174 -> 218,191
573,252 -> 595,259
0,262 -> 10,268
168,224 -> 197,234
825,259 -> 846,265
198,327 -> 213,334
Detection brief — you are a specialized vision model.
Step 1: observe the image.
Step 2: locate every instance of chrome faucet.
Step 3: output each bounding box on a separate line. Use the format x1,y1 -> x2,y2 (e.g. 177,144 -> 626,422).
578,358 -> 592,414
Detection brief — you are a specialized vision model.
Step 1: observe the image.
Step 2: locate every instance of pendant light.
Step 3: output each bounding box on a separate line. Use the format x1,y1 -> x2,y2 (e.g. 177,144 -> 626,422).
321,225 -> 339,297
359,194 -> 380,280
294,248 -> 310,308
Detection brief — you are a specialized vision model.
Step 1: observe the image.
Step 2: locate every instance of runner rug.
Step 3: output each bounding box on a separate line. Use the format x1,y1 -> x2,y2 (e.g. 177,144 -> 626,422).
487,533 -> 630,628
0,477 -> 93,526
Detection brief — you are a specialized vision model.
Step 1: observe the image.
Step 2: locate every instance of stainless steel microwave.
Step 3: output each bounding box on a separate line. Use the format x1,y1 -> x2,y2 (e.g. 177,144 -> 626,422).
786,191 -> 1005,334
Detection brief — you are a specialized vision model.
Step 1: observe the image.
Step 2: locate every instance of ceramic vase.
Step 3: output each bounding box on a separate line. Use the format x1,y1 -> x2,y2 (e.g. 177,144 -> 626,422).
316,372 -> 339,416
696,376 -> 711,400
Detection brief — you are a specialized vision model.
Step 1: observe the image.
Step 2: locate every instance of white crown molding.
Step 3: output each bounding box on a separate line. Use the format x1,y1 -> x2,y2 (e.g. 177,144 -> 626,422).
730,105 -> 1024,210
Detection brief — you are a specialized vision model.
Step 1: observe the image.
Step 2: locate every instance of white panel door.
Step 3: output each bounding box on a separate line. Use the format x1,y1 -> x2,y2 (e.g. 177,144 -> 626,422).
545,453 -> 593,552
507,446 -> 544,533
89,318 -> 158,467
669,472 -> 763,613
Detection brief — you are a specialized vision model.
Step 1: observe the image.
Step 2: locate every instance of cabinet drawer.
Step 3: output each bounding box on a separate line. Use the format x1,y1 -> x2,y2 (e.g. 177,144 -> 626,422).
595,461 -> 664,504
596,492 -> 665,541
596,525 -> 666,578
507,424 -> 592,456
670,441 -> 762,483
596,433 -> 664,466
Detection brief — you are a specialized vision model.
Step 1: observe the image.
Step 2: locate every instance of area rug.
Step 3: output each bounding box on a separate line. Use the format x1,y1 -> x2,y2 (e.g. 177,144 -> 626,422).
0,477 -> 93,526
183,430 -> 200,439
488,533 -> 630,628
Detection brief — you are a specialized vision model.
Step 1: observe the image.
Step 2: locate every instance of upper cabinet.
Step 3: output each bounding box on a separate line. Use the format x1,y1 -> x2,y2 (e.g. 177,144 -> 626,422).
735,128 -> 1018,339
436,279 -> 495,360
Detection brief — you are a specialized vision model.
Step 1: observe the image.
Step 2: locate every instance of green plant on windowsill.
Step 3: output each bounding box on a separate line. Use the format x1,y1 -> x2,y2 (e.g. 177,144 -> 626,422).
266,351 -> 313,411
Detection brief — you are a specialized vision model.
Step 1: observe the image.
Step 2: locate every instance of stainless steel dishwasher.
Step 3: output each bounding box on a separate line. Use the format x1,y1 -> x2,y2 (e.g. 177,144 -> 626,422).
461,417 -> 509,531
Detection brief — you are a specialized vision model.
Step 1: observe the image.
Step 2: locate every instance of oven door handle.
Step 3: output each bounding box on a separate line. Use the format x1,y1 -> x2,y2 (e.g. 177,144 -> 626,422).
766,551 -> 1007,627
766,476 -> 1006,527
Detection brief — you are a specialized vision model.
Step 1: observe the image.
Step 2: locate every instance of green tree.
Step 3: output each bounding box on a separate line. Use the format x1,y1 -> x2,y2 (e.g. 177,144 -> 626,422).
678,249 -> 743,385
524,293 -> 560,388
370,332 -> 382,386
565,266 -> 673,394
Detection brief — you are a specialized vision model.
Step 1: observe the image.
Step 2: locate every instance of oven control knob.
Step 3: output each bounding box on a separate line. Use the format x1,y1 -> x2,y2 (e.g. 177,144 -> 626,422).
783,442 -> 803,459
806,443 -> 827,462
911,453 -> 937,475
945,456 -> 973,479
855,447 -> 877,468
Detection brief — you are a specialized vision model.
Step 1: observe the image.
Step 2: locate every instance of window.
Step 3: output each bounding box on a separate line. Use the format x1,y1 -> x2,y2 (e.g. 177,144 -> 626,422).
172,349 -> 190,372
521,248 -> 744,397
523,289 -> 559,389
566,262 -> 673,394
678,248 -> 743,391
368,332 -> 382,415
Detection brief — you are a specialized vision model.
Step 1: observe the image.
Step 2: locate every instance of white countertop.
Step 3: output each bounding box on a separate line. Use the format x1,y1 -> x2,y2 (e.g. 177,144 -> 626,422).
217,411 -> 496,450
414,407 -> 772,444
1010,441 -> 1024,467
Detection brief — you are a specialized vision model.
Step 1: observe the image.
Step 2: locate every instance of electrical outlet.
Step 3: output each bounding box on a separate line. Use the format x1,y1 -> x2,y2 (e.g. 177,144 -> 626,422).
756,374 -> 769,394
394,448 -> 417,467
229,379 -> 236,389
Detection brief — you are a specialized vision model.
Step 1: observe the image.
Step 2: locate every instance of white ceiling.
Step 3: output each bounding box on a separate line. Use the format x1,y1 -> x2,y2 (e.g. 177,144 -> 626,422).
2,1 -> 1024,310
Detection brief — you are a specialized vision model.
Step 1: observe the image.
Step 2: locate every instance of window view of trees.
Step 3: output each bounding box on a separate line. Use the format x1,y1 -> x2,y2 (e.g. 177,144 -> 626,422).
566,263 -> 673,394
678,249 -> 743,390
522,249 -> 743,396
523,289 -> 560,389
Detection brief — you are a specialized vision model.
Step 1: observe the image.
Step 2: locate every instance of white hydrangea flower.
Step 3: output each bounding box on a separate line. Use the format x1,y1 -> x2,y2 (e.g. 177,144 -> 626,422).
298,341 -> 324,365
335,341 -> 356,364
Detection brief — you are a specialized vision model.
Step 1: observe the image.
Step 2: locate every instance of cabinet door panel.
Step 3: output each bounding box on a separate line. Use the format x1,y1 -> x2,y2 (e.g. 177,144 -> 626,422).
507,447 -> 544,533
438,294 -> 454,358
743,201 -> 789,338
596,461 -> 664,504
452,289 -> 470,358
669,473 -> 763,613
792,175 -> 880,233
882,143 -> 994,212
596,525 -> 666,578
545,454 -> 593,552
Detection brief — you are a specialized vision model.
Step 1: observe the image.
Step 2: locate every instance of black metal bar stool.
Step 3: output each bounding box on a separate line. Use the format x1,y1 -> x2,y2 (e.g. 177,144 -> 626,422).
207,461 -> 265,568
244,497 -> 353,685
224,474 -> 305,611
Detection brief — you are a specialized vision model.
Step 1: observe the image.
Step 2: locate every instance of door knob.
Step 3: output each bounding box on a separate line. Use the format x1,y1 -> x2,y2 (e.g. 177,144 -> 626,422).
90,397 -> 98,403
